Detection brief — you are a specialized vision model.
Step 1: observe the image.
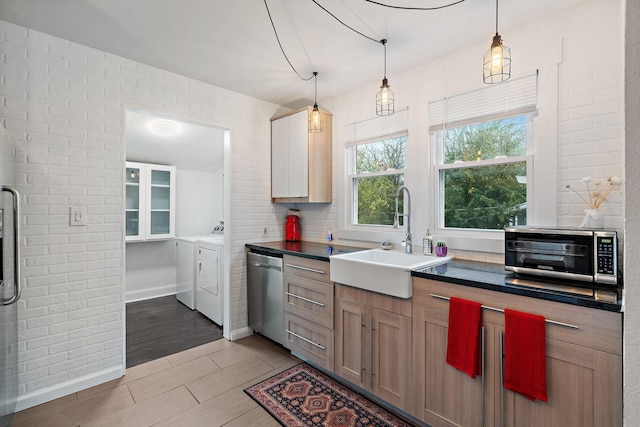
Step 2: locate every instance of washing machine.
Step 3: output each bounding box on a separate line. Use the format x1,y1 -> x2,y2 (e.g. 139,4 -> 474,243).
196,235 -> 224,325
175,236 -> 200,310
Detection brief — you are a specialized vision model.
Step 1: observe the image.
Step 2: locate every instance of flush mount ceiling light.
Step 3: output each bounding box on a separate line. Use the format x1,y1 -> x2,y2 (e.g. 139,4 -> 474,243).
376,39 -> 395,116
309,72 -> 324,133
148,119 -> 182,137
483,0 -> 511,84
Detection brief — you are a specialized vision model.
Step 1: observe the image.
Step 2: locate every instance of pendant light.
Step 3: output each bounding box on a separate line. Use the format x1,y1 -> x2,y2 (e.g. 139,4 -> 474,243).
309,72 -> 324,133
483,0 -> 511,84
376,39 -> 394,116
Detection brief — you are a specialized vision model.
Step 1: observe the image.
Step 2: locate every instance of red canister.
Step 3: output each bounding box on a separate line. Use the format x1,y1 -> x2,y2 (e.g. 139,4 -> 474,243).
285,212 -> 301,241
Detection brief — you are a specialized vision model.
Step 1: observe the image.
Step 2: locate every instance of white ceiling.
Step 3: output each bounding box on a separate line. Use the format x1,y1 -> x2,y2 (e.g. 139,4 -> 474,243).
0,0 -> 590,109
125,109 -> 225,172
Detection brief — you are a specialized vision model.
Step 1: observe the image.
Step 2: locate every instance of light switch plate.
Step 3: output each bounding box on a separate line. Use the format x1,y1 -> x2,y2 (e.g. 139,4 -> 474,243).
70,206 -> 87,226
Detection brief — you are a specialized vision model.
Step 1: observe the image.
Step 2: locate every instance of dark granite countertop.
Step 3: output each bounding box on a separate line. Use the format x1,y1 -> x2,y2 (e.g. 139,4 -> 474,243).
413,259 -> 623,312
245,240 -> 366,262
245,242 -> 623,312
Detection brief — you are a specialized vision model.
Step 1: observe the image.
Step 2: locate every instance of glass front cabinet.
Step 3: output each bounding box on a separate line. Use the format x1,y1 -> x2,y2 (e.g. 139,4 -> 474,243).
125,161 -> 176,242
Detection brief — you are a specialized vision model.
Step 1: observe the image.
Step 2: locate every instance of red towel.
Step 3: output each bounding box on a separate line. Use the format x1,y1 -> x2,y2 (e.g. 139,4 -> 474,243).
446,297 -> 482,378
503,309 -> 548,402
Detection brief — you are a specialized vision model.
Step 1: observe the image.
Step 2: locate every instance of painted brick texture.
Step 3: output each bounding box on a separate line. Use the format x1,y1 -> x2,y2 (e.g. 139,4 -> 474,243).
0,19 -> 281,405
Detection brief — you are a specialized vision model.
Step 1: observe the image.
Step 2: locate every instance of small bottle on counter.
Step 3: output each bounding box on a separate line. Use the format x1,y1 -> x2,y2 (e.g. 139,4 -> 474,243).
423,229 -> 433,255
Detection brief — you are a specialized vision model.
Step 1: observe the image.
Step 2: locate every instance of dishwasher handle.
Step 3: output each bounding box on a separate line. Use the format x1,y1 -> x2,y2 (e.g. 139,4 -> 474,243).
250,262 -> 282,272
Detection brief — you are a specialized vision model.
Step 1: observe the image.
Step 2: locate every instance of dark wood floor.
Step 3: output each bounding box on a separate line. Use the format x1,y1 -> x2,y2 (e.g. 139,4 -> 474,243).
126,295 -> 223,368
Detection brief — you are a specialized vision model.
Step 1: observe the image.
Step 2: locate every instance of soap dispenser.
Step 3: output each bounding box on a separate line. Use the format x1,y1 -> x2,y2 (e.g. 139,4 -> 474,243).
423,229 -> 433,255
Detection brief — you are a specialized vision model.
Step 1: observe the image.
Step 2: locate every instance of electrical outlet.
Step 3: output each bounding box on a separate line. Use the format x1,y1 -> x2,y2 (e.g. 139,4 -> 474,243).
262,227 -> 268,237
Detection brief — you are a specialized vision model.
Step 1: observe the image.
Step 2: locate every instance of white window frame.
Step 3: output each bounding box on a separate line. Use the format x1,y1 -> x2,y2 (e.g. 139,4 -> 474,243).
341,108 -> 410,241
429,71 -> 557,253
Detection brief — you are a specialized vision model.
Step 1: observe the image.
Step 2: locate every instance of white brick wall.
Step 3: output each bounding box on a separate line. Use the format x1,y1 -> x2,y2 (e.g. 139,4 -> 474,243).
319,0 -> 624,250
0,19 -> 281,408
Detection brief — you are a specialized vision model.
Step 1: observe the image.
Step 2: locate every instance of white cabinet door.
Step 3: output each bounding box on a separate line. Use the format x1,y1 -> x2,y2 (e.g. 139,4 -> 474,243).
145,164 -> 175,240
197,245 -> 223,325
271,110 -> 309,198
125,162 -> 175,242
125,162 -> 146,242
271,116 -> 289,198
287,110 -> 309,198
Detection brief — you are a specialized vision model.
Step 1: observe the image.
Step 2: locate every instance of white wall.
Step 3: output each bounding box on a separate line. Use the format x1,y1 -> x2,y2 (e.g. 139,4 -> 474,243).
623,0 -> 640,423
123,166 -> 224,302
298,0 -> 624,263
176,166 -> 224,237
0,19 -> 284,409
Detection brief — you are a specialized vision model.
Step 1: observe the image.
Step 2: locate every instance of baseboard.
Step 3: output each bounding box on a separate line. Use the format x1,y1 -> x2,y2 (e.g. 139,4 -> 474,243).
15,365 -> 124,412
125,285 -> 176,303
228,326 -> 253,341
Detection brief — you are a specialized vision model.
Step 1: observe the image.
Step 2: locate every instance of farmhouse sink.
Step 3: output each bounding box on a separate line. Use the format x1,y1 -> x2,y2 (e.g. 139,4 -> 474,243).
330,249 -> 453,299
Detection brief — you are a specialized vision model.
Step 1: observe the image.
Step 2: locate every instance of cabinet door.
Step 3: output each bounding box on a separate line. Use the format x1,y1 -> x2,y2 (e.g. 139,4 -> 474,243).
334,298 -> 366,388
286,110 -> 309,198
125,162 -> 146,242
413,301 -> 490,427
271,116 -> 289,198
369,307 -> 411,411
500,328 -> 622,427
145,165 -> 175,240
271,110 -> 309,199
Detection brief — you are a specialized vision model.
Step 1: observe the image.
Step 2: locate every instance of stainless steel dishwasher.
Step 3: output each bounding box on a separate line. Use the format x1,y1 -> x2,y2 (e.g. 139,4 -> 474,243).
247,252 -> 284,345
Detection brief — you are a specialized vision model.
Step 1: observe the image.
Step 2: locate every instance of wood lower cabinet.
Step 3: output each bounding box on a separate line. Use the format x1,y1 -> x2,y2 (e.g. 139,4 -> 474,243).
334,284 -> 411,411
282,255 -> 334,370
412,277 -> 622,427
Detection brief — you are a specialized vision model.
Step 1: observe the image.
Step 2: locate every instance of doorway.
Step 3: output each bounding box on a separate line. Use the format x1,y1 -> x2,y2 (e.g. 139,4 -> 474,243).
123,109 -> 228,366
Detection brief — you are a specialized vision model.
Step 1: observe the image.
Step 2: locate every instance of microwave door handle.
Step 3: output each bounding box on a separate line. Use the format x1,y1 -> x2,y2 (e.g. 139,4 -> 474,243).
2,185 -> 21,306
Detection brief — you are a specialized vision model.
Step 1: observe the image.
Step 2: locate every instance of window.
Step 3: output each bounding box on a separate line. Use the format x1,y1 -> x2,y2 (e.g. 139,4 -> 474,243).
345,108 -> 409,228
430,74 -> 537,232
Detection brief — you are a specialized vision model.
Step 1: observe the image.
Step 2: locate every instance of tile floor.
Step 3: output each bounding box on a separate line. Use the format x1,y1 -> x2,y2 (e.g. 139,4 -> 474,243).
13,335 -> 300,427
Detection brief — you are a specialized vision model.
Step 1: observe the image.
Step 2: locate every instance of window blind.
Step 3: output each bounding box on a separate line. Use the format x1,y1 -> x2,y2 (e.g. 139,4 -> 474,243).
346,107 -> 409,147
428,72 -> 538,131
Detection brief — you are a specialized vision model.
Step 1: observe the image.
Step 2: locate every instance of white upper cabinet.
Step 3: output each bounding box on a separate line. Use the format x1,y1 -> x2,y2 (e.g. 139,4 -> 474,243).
125,161 -> 176,242
271,107 -> 332,203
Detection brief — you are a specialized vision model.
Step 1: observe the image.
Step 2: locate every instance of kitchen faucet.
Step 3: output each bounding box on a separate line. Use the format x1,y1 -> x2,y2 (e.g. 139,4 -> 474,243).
393,186 -> 412,253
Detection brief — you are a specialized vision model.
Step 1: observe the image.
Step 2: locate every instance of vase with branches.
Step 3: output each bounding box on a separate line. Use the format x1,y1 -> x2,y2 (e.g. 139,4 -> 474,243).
566,176 -> 622,228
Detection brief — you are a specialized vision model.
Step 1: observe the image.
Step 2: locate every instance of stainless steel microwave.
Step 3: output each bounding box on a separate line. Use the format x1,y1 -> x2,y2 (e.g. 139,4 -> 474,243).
504,227 -> 618,285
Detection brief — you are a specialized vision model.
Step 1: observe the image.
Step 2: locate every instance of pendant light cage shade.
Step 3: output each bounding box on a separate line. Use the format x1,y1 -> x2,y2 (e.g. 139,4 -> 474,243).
309,72 -> 324,133
309,104 -> 324,133
483,34 -> 511,84
376,39 -> 394,116
483,0 -> 511,84
376,78 -> 395,116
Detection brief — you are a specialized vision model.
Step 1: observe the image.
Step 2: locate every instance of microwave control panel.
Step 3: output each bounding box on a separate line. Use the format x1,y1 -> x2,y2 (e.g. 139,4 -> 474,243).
595,233 -> 617,284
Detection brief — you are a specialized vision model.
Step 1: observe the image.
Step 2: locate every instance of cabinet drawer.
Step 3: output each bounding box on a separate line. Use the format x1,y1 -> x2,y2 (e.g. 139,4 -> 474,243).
284,273 -> 334,329
413,277 -> 622,355
284,312 -> 334,371
284,255 -> 331,283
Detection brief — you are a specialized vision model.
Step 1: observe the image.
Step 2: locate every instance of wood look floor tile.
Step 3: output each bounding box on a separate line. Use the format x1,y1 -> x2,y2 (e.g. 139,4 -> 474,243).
186,357 -> 274,403
166,338 -> 233,367
155,385 -> 259,427
13,384 -> 134,427
128,356 -> 220,403
223,406 -> 281,427
77,357 -> 172,400
91,386 -> 198,427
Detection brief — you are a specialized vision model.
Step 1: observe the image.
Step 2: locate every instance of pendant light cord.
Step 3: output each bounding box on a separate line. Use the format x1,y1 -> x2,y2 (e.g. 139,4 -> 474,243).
264,0 -> 315,81
382,39 -> 387,78
363,0 -> 466,11
313,72 -> 318,105
311,0 -> 379,43
495,0 -> 499,34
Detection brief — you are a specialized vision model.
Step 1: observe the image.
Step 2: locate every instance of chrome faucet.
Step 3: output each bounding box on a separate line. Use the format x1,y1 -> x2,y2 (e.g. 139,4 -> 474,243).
393,186 -> 412,253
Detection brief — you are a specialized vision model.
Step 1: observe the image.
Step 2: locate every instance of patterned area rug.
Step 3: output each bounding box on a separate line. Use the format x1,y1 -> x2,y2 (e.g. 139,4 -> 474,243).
244,363 -> 413,427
